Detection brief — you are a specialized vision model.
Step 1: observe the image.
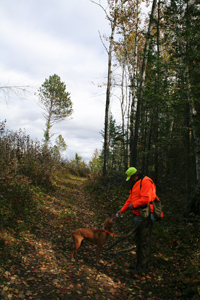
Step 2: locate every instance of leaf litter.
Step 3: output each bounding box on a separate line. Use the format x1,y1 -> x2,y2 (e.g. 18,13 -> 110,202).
0,174 -> 199,299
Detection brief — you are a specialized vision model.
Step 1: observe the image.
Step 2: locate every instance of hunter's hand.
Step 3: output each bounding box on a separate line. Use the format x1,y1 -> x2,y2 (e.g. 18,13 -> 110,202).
128,203 -> 134,210
116,210 -> 123,217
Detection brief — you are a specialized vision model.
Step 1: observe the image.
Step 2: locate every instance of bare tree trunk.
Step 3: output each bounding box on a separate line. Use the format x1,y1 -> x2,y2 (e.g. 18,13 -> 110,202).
90,0 -> 118,176
122,3 -> 139,167
120,1 -> 140,167
185,0 -> 191,198
44,103 -> 53,149
193,117 -> 200,187
172,0 -> 192,196
154,0 -> 161,184
130,11 -> 139,167
145,78 -> 157,174
120,62 -> 128,170
103,23 -> 116,176
132,0 -> 157,166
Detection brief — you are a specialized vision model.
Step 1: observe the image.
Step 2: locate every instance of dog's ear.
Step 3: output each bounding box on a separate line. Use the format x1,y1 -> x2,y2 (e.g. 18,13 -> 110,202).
109,214 -> 115,218
110,214 -> 116,221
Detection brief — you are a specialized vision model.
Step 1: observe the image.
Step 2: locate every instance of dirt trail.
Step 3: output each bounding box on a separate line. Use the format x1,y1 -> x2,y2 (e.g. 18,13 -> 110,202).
0,176 -> 126,300
1,175 -> 200,300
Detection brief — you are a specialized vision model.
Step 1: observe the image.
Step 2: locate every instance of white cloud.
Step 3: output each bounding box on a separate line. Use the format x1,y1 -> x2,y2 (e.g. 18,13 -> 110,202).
0,0 -> 114,163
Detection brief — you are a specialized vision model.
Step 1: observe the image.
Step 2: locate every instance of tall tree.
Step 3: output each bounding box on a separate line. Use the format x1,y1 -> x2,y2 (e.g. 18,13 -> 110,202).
91,0 -> 120,176
132,0 -> 157,166
120,0 -> 141,167
103,18 -> 116,176
38,74 -> 73,147
185,0 -> 200,189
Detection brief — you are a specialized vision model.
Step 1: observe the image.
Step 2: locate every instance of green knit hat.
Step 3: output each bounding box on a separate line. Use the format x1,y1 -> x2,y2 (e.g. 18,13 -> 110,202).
125,167 -> 137,181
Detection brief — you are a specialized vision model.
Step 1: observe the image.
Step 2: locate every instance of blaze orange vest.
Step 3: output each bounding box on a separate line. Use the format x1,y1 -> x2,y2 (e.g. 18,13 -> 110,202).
121,176 -> 159,216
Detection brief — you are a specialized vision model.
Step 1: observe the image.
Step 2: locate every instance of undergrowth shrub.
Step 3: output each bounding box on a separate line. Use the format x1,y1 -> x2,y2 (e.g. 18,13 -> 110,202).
0,121 -> 62,227
65,160 -> 90,177
0,121 -> 59,187
0,174 -> 33,227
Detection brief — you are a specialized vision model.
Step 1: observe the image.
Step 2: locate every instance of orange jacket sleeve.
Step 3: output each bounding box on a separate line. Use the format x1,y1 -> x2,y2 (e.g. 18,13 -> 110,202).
121,193 -> 132,213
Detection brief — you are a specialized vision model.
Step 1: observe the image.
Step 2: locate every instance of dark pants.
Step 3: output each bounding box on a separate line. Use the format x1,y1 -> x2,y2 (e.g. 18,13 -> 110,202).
134,216 -> 153,268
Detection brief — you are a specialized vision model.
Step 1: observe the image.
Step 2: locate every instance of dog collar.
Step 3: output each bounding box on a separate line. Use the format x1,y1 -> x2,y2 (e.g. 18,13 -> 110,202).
104,230 -> 113,236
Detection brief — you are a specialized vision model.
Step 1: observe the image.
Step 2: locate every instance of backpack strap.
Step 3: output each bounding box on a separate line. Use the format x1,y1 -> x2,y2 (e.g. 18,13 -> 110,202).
140,176 -> 155,189
140,175 -> 145,189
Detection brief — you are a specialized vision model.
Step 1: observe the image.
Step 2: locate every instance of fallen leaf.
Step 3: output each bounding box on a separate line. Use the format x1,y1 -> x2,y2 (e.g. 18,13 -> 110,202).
134,286 -> 141,290
87,290 -> 93,295
27,277 -> 36,282
125,263 -> 130,267
110,288 -> 116,294
140,277 -> 146,281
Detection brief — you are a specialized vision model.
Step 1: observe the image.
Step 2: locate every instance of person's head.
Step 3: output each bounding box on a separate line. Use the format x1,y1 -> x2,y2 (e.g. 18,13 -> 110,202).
125,167 -> 139,183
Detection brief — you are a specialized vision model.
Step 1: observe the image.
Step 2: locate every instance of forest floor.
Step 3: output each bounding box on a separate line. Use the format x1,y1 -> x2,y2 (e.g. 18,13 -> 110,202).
0,173 -> 200,300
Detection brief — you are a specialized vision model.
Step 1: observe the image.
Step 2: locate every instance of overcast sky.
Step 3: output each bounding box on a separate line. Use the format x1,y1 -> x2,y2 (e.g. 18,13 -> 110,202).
0,0 -> 122,163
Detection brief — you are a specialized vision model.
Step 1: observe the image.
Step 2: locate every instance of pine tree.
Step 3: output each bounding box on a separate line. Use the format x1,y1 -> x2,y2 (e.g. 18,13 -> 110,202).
38,74 -> 73,147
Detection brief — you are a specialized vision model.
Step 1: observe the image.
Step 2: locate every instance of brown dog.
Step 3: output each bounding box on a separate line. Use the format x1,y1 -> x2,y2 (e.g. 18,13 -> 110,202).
69,216 -> 115,264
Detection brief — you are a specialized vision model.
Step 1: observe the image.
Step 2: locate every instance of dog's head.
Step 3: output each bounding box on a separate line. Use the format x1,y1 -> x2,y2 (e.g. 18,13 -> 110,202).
103,215 -> 115,230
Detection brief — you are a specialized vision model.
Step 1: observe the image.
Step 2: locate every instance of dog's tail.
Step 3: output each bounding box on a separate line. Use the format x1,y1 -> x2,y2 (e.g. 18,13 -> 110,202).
68,232 -> 74,236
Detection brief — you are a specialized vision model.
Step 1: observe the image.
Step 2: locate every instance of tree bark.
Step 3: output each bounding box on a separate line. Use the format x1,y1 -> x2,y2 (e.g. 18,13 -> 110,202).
103,22 -> 116,176
132,0 -> 157,166
129,3 -> 139,167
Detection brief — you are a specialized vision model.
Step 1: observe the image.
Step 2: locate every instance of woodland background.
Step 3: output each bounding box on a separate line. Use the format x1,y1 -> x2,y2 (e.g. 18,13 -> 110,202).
93,0 -> 200,215
99,0 -> 200,203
